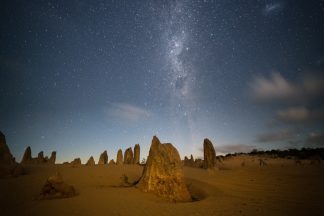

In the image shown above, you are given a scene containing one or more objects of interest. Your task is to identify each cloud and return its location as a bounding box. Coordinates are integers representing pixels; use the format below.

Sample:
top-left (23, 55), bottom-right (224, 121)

top-left (249, 73), bottom-right (300, 101)
top-left (218, 144), bottom-right (256, 154)
top-left (106, 103), bottom-right (151, 122)
top-left (306, 132), bottom-right (324, 146)
top-left (303, 75), bottom-right (324, 96)
top-left (249, 72), bottom-right (324, 102)
top-left (263, 2), bottom-right (284, 15)
top-left (277, 106), bottom-right (324, 123)
top-left (257, 129), bottom-right (296, 143)
top-left (277, 106), bottom-right (309, 122)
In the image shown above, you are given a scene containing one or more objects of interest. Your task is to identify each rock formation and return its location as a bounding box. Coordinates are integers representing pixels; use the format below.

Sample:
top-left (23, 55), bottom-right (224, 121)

top-left (0, 131), bottom-right (15, 165)
top-left (86, 156), bottom-right (95, 166)
top-left (108, 159), bottom-right (115, 165)
top-left (38, 172), bottom-right (76, 199)
top-left (203, 138), bottom-right (216, 169)
top-left (11, 164), bottom-right (25, 177)
top-left (137, 136), bottom-right (192, 202)
top-left (0, 131), bottom-right (25, 177)
top-left (133, 144), bottom-right (140, 164)
top-left (124, 147), bottom-right (133, 164)
top-left (116, 149), bottom-right (123, 165)
top-left (184, 154), bottom-right (195, 167)
top-left (37, 151), bottom-right (45, 163)
top-left (49, 151), bottom-right (56, 164)
top-left (21, 146), bottom-right (32, 164)
top-left (194, 158), bottom-right (203, 168)
top-left (70, 158), bottom-right (81, 165)
top-left (21, 146), bottom-right (56, 164)
top-left (98, 150), bottom-right (108, 165)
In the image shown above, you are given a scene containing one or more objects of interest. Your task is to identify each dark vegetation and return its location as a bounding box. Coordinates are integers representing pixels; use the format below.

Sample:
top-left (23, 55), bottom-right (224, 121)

top-left (223, 148), bottom-right (324, 160)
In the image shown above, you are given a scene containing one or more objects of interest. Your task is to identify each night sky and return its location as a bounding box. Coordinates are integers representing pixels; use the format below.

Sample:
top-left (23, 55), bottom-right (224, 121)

top-left (1, 0), bottom-right (324, 163)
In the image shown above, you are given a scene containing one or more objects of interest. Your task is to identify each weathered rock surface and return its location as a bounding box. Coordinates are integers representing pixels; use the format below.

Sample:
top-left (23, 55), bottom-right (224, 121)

top-left (98, 150), bottom-right (108, 165)
top-left (70, 158), bottom-right (81, 165)
top-left (203, 138), bottom-right (216, 169)
top-left (0, 131), bottom-right (25, 178)
top-left (137, 136), bottom-right (192, 202)
top-left (108, 159), bottom-right (115, 165)
top-left (133, 144), bottom-right (140, 164)
top-left (86, 156), bottom-right (95, 166)
top-left (194, 158), bottom-right (203, 168)
top-left (37, 151), bottom-right (45, 163)
top-left (38, 172), bottom-right (76, 199)
top-left (49, 151), bottom-right (56, 164)
top-left (0, 163), bottom-right (26, 178)
top-left (116, 149), bottom-right (123, 165)
top-left (184, 154), bottom-right (195, 167)
top-left (21, 146), bottom-right (56, 164)
top-left (11, 163), bottom-right (25, 177)
top-left (0, 131), bottom-right (15, 165)
top-left (124, 147), bottom-right (133, 164)
top-left (21, 146), bottom-right (32, 164)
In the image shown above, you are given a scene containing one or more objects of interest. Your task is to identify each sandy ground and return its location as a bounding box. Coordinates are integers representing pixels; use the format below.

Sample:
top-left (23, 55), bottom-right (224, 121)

top-left (1, 157), bottom-right (323, 216)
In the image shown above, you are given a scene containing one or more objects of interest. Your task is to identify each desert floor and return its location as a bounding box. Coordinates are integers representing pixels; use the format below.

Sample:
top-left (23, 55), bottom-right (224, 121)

top-left (1, 157), bottom-right (323, 216)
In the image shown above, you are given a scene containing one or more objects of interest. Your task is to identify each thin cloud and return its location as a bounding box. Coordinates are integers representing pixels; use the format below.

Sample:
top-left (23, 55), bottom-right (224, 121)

top-left (106, 103), bottom-right (151, 122)
top-left (249, 72), bottom-right (324, 103)
top-left (277, 106), bottom-right (324, 123)
top-left (306, 132), bottom-right (324, 146)
top-left (277, 106), bottom-right (310, 122)
top-left (263, 2), bottom-right (284, 15)
top-left (249, 73), bottom-right (300, 101)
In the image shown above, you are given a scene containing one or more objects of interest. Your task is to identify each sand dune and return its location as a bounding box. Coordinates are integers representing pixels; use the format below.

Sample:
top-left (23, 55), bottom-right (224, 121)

top-left (1, 157), bottom-right (323, 216)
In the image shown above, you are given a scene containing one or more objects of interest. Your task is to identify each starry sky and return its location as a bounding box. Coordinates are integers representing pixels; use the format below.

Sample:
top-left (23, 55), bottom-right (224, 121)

top-left (1, 0), bottom-right (324, 163)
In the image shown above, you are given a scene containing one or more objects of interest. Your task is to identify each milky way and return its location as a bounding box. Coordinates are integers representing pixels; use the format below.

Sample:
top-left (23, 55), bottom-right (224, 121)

top-left (162, 2), bottom-right (200, 149)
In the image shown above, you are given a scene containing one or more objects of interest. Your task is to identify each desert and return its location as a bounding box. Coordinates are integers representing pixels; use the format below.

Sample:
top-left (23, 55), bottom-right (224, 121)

top-left (1, 132), bottom-right (324, 216)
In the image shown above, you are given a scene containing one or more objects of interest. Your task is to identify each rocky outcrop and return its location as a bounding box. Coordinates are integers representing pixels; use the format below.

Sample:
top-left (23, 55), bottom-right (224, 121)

top-left (0, 131), bottom-right (15, 165)
top-left (21, 146), bottom-right (56, 164)
top-left (0, 163), bottom-right (25, 178)
top-left (0, 131), bottom-right (25, 178)
top-left (124, 148), bottom-right (133, 164)
top-left (86, 156), bottom-right (95, 166)
top-left (21, 146), bottom-right (32, 164)
top-left (203, 138), bottom-right (216, 169)
top-left (38, 172), bottom-right (76, 199)
top-left (11, 164), bottom-right (25, 177)
top-left (116, 149), bottom-right (123, 165)
top-left (108, 159), bottom-right (115, 165)
top-left (184, 155), bottom-right (195, 167)
top-left (70, 158), bottom-right (81, 165)
top-left (133, 144), bottom-right (140, 164)
top-left (37, 151), bottom-right (45, 163)
top-left (98, 150), bottom-right (108, 165)
top-left (137, 136), bottom-right (192, 202)
top-left (194, 158), bottom-right (203, 168)
top-left (49, 151), bottom-right (56, 164)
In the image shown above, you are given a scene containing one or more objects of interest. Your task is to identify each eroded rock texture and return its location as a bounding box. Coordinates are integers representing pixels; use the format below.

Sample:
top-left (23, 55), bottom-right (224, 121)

top-left (98, 150), bottom-right (108, 165)
top-left (137, 136), bottom-right (191, 202)
top-left (116, 149), bottom-right (123, 165)
top-left (124, 147), bottom-right (133, 164)
top-left (38, 172), bottom-right (76, 199)
top-left (133, 144), bottom-right (140, 164)
top-left (86, 156), bottom-right (95, 166)
top-left (203, 138), bottom-right (216, 169)
top-left (0, 131), bottom-right (25, 177)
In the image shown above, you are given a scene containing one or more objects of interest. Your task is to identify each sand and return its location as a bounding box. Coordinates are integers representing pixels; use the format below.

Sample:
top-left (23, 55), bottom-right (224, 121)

top-left (1, 157), bottom-right (323, 216)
